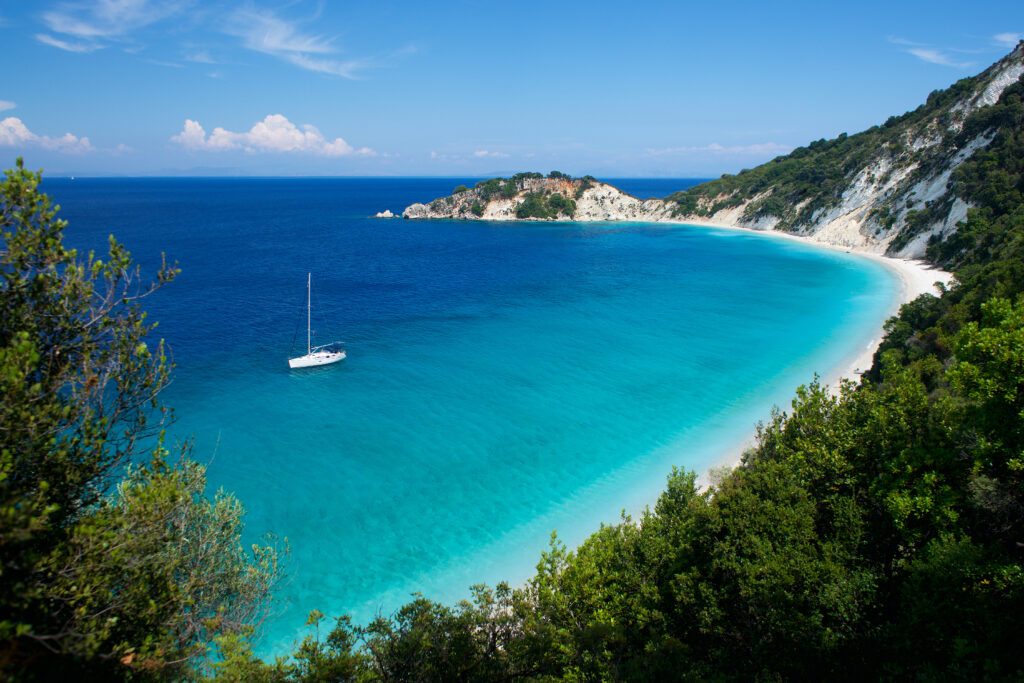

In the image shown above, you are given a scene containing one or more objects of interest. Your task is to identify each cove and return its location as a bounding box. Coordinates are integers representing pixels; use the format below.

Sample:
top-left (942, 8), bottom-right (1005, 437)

top-left (45, 178), bottom-right (897, 654)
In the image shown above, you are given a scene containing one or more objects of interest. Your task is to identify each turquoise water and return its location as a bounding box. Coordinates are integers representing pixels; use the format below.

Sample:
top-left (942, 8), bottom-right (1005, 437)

top-left (47, 178), bottom-right (896, 654)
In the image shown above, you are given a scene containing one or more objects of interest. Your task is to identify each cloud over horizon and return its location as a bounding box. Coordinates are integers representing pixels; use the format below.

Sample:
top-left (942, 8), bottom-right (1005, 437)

top-left (646, 142), bottom-right (791, 157)
top-left (0, 116), bottom-right (94, 153)
top-left (171, 115), bottom-right (375, 157)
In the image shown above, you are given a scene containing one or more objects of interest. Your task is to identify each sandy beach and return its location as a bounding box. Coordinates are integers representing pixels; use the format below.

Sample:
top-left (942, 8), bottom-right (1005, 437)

top-left (829, 252), bottom-right (954, 383)
top-left (681, 220), bottom-right (955, 485)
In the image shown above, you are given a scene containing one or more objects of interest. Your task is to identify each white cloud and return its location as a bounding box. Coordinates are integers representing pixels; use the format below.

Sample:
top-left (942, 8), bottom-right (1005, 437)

top-left (886, 35), bottom-right (925, 47)
top-left (171, 115), bottom-right (375, 157)
top-left (185, 49), bottom-right (216, 64)
top-left (35, 33), bottom-right (101, 52)
top-left (35, 1), bottom-right (190, 53)
top-left (145, 58), bottom-right (182, 68)
top-left (34, 3), bottom-right (409, 79)
top-left (994, 32), bottom-right (1021, 48)
top-left (41, 0), bottom-right (188, 42)
top-left (225, 8), bottom-right (365, 78)
top-left (172, 119), bottom-right (209, 148)
top-left (429, 149), bottom-right (514, 161)
top-left (646, 142), bottom-right (791, 157)
top-left (0, 100), bottom-right (14, 112)
top-left (430, 150), bottom-right (462, 161)
top-left (0, 116), bottom-right (94, 153)
top-left (888, 36), bottom-right (979, 68)
top-left (906, 47), bottom-right (974, 68)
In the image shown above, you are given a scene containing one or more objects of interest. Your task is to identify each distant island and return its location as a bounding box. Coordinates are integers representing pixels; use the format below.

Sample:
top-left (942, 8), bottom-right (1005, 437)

top-left (405, 41), bottom-right (1024, 262)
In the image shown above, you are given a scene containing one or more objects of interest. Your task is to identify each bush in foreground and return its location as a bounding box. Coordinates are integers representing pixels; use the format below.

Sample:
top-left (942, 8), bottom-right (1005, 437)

top-left (0, 159), bottom-right (281, 679)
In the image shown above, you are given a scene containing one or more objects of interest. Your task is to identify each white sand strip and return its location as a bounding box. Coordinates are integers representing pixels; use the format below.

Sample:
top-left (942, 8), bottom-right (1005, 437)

top-left (679, 222), bottom-right (955, 488)
top-left (830, 254), bottom-right (953, 384)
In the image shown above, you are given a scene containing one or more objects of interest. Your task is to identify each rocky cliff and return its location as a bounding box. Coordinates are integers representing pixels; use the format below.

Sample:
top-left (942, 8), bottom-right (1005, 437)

top-left (404, 42), bottom-right (1024, 260)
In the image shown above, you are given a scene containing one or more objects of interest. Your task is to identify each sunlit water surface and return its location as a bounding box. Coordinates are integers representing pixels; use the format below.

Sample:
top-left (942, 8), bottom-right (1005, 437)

top-left (48, 177), bottom-right (896, 653)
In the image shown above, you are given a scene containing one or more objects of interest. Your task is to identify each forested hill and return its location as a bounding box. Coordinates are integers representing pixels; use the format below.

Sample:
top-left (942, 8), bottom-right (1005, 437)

top-left (668, 41), bottom-right (1024, 259)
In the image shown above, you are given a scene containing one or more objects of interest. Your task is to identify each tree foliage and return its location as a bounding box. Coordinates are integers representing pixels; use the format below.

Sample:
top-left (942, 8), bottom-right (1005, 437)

top-left (515, 192), bottom-right (576, 219)
top-left (0, 159), bottom-right (281, 679)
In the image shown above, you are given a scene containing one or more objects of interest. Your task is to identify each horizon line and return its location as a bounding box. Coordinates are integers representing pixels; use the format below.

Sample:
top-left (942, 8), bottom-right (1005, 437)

top-left (40, 174), bottom-right (717, 180)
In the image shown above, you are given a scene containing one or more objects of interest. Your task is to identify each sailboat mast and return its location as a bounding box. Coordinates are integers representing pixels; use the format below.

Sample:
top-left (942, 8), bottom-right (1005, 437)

top-left (307, 272), bottom-right (311, 354)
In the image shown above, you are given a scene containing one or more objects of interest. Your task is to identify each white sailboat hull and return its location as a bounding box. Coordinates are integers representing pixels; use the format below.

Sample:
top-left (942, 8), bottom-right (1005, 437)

top-left (288, 273), bottom-right (345, 369)
top-left (288, 349), bottom-right (346, 369)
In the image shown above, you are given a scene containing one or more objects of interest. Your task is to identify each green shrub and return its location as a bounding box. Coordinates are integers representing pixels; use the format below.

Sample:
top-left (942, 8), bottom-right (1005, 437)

top-left (515, 192), bottom-right (576, 219)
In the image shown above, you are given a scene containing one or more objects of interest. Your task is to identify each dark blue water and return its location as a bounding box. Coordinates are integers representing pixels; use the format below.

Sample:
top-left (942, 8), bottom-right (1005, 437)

top-left (44, 177), bottom-right (895, 654)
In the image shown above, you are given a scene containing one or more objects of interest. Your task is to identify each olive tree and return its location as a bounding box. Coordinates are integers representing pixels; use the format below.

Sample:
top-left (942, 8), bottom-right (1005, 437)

top-left (0, 159), bottom-right (281, 678)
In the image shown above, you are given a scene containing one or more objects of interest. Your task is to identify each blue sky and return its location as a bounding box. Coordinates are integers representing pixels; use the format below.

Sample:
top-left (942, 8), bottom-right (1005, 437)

top-left (0, 0), bottom-right (1020, 176)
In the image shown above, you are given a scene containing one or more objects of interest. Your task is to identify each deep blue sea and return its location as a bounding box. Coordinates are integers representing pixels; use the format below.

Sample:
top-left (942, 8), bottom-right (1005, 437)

top-left (44, 177), bottom-right (896, 654)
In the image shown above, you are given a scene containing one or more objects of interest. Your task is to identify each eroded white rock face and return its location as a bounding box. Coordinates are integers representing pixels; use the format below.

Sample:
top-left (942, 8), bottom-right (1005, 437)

top-left (374, 209), bottom-right (396, 218)
top-left (977, 62), bottom-right (1024, 107)
top-left (574, 184), bottom-right (673, 221)
top-left (951, 54), bottom-right (1024, 122)
top-left (676, 127), bottom-right (996, 258)
top-left (895, 197), bottom-right (971, 258)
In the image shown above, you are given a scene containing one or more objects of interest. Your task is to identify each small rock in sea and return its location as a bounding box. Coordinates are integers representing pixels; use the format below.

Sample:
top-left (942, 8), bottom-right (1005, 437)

top-left (374, 209), bottom-right (396, 218)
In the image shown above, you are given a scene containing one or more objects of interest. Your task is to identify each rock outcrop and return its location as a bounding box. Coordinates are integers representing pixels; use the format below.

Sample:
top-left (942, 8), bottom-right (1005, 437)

top-left (403, 176), bottom-right (672, 222)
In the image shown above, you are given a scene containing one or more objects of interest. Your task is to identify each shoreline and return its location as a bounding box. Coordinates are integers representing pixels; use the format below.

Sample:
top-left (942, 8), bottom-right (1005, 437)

top-left (669, 219), bottom-right (954, 485)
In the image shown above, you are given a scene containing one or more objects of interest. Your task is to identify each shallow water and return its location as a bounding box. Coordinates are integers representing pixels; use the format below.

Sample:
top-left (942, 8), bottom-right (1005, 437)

top-left (47, 177), bottom-right (895, 653)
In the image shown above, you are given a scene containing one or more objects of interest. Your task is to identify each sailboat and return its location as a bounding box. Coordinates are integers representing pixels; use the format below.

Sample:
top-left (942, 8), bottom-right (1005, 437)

top-left (288, 273), bottom-right (346, 369)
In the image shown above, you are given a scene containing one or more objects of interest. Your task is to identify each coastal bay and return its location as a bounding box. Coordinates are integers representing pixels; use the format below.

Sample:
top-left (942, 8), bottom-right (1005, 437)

top-left (5, 9), bottom-right (1020, 675)
top-left (48, 177), bottom-right (908, 654)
